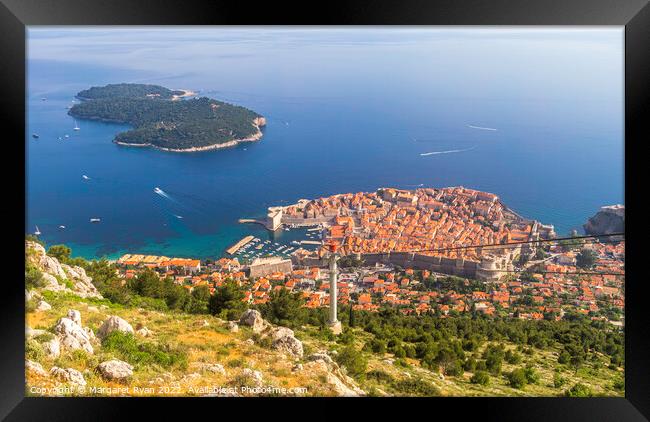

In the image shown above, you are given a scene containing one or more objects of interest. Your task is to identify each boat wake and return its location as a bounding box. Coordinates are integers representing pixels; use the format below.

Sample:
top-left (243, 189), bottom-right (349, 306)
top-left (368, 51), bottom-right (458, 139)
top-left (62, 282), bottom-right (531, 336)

top-left (467, 125), bottom-right (497, 131)
top-left (420, 146), bottom-right (476, 156)
top-left (153, 187), bottom-right (174, 201)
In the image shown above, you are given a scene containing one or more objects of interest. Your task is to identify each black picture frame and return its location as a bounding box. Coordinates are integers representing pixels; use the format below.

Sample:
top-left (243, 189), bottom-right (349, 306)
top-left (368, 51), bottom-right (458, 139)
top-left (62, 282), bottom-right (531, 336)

top-left (2, 0), bottom-right (648, 420)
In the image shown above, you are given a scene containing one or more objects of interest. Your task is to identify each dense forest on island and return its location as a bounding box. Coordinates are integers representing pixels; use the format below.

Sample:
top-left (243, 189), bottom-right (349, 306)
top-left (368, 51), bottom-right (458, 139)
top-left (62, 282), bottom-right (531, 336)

top-left (69, 83), bottom-right (263, 150)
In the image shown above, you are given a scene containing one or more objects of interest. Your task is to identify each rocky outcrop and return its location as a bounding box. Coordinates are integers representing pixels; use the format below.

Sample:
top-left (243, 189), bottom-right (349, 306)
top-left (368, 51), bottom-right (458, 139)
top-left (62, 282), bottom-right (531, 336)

top-left (136, 327), bottom-right (152, 337)
top-left (269, 327), bottom-right (303, 357)
top-left (97, 359), bottom-right (133, 382)
top-left (239, 309), bottom-right (268, 333)
top-left (50, 366), bottom-right (86, 387)
top-left (42, 337), bottom-right (61, 359)
top-left (241, 368), bottom-right (264, 387)
top-left (584, 205), bottom-right (624, 236)
top-left (25, 241), bottom-right (102, 299)
top-left (97, 315), bottom-right (134, 340)
top-left (195, 362), bottom-right (226, 375)
top-left (227, 321), bottom-right (239, 332)
top-left (53, 313), bottom-right (94, 354)
top-left (306, 352), bottom-right (365, 397)
top-left (26, 360), bottom-right (47, 377)
top-left (35, 300), bottom-right (52, 312)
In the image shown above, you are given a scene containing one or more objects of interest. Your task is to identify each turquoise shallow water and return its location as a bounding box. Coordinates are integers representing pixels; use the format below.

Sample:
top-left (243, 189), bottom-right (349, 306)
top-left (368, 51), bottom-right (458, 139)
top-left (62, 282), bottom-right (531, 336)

top-left (26, 28), bottom-right (624, 259)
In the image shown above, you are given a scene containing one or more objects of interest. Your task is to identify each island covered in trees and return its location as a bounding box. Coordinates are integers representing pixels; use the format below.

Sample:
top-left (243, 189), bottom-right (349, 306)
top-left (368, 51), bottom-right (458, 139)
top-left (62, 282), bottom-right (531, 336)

top-left (69, 83), bottom-right (266, 152)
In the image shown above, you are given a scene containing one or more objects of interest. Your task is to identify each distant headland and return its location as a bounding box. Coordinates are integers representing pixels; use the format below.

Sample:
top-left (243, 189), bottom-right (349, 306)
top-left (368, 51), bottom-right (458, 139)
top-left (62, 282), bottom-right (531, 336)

top-left (68, 83), bottom-right (266, 152)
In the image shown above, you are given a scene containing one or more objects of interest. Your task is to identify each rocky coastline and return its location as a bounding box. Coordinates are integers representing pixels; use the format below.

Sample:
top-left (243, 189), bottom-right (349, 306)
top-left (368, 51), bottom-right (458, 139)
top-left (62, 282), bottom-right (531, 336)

top-left (114, 116), bottom-right (266, 153)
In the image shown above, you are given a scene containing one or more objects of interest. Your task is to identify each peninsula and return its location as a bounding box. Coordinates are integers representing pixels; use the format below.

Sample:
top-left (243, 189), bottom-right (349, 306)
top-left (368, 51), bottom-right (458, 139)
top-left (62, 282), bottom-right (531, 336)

top-left (68, 83), bottom-right (266, 152)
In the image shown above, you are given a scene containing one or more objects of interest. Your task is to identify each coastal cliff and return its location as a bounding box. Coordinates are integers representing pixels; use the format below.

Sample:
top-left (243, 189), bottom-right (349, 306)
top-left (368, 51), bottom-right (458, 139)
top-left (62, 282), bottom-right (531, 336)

top-left (583, 205), bottom-right (624, 236)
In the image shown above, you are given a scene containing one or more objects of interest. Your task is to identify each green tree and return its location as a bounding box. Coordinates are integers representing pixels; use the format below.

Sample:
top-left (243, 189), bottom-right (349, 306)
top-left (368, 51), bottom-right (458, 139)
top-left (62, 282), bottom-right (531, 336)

top-left (189, 285), bottom-right (210, 314)
top-left (208, 281), bottom-right (246, 320)
top-left (576, 248), bottom-right (598, 269)
top-left (47, 244), bottom-right (72, 263)
top-left (335, 346), bottom-right (368, 380)
top-left (349, 306), bottom-right (356, 328)
top-left (259, 288), bottom-right (305, 327)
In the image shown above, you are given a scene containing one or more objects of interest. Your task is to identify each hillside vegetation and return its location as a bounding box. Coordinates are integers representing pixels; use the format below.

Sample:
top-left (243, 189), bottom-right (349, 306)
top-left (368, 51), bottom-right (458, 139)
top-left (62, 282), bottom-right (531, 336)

top-left (25, 240), bottom-right (624, 397)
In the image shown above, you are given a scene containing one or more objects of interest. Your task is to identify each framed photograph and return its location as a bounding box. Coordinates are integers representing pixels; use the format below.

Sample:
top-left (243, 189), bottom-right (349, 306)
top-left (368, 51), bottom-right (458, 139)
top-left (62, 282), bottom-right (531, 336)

top-left (2, 0), bottom-right (648, 419)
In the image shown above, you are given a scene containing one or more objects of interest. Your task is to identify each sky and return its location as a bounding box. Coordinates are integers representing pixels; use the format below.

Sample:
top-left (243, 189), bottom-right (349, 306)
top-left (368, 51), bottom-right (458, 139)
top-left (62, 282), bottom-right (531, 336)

top-left (28, 27), bottom-right (623, 105)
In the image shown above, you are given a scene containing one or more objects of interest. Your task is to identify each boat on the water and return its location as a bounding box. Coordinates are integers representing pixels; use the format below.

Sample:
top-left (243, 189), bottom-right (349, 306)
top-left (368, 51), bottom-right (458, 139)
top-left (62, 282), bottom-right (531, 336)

top-left (34, 225), bottom-right (41, 236)
top-left (154, 187), bottom-right (163, 194)
top-left (32, 133), bottom-right (39, 139)
top-left (90, 218), bottom-right (101, 223)
top-left (73, 121), bottom-right (80, 131)
top-left (58, 225), bottom-right (66, 229)
top-left (82, 175), bottom-right (90, 180)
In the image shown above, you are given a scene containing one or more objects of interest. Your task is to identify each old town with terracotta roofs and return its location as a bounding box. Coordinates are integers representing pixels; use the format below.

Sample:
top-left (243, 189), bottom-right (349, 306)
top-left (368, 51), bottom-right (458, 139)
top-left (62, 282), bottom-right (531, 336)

top-left (114, 187), bottom-right (624, 327)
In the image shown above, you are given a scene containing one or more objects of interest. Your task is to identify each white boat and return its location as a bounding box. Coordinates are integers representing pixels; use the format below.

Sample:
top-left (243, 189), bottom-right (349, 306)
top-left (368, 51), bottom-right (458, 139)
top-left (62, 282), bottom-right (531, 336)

top-left (291, 241), bottom-right (301, 246)
top-left (174, 214), bottom-right (183, 219)
top-left (73, 121), bottom-right (80, 131)
top-left (58, 225), bottom-right (66, 229)
top-left (82, 175), bottom-right (90, 180)
top-left (154, 187), bottom-right (163, 194)
top-left (64, 134), bottom-right (69, 138)
top-left (90, 218), bottom-right (101, 223)
top-left (34, 225), bottom-right (41, 236)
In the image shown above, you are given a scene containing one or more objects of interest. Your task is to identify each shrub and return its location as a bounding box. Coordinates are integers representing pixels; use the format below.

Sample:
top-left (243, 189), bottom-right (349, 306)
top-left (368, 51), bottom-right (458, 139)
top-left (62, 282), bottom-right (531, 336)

top-left (523, 365), bottom-right (539, 384)
top-left (508, 368), bottom-right (528, 389)
top-left (565, 383), bottom-right (593, 397)
top-left (26, 339), bottom-right (44, 361)
top-left (558, 351), bottom-right (570, 364)
top-left (101, 331), bottom-right (187, 369)
top-left (227, 357), bottom-right (246, 368)
top-left (25, 263), bottom-right (45, 290)
top-left (553, 373), bottom-right (567, 388)
top-left (505, 349), bottom-right (522, 364)
top-left (335, 346), bottom-right (367, 380)
top-left (471, 370), bottom-right (490, 386)
top-left (392, 378), bottom-right (440, 396)
top-left (366, 369), bottom-right (395, 384)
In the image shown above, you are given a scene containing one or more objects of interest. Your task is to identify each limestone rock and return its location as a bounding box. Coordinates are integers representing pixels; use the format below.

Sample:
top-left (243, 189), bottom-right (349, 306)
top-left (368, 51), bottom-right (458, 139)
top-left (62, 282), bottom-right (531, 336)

top-left (181, 373), bottom-right (201, 382)
top-left (43, 337), bottom-right (61, 359)
top-left (53, 317), bottom-right (93, 354)
top-left (67, 309), bottom-right (82, 325)
top-left (25, 325), bottom-right (46, 339)
top-left (50, 366), bottom-right (86, 387)
top-left (97, 359), bottom-right (133, 382)
top-left (241, 368), bottom-right (264, 387)
top-left (239, 309), bottom-right (268, 333)
top-left (269, 327), bottom-right (303, 357)
top-left (227, 321), bottom-right (239, 332)
top-left (97, 315), bottom-right (134, 340)
top-left (35, 300), bottom-right (52, 312)
top-left (26, 360), bottom-right (47, 377)
top-left (136, 327), bottom-right (152, 337)
top-left (196, 363), bottom-right (226, 375)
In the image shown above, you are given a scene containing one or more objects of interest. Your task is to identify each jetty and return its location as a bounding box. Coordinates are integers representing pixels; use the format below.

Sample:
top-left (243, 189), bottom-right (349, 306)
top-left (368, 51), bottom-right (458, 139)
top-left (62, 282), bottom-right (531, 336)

top-left (226, 235), bottom-right (255, 255)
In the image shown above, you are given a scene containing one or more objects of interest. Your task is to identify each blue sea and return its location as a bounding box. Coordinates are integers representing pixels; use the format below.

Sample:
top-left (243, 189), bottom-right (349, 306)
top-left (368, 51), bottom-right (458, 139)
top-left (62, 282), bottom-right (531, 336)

top-left (26, 28), bottom-right (624, 259)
